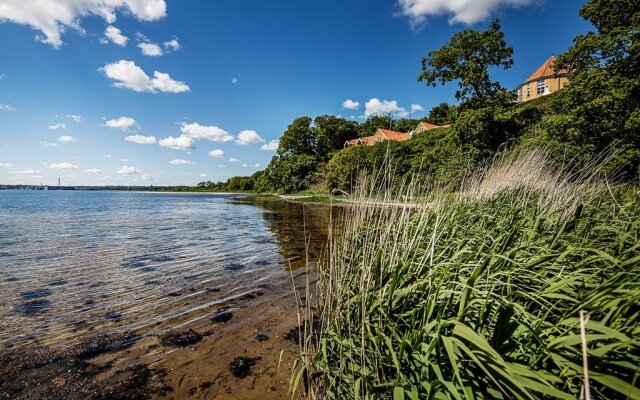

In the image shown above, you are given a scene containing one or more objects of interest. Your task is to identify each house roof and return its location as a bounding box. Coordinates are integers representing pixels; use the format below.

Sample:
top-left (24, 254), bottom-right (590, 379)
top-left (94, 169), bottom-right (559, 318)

top-left (418, 121), bottom-right (442, 131)
top-left (360, 135), bottom-right (376, 144)
top-left (378, 129), bottom-right (410, 141)
top-left (525, 56), bottom-right (572, 83)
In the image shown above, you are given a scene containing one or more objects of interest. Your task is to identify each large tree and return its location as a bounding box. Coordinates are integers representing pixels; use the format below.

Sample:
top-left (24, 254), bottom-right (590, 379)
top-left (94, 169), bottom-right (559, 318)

top-left (556, 0), bottom-right (639, 76)
top-left (277, 116), bottom-right (318, 157)
top-left (418, 20), bottom-right (513, 104)
top-left (314, 115), bottom-right (360, 158)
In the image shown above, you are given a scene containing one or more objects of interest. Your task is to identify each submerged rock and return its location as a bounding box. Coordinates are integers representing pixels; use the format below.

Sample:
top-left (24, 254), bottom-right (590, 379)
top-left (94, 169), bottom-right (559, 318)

top-left (229, 356), bottom-right (261, 379)
top-left (161, 329), bottom-right (202, 348)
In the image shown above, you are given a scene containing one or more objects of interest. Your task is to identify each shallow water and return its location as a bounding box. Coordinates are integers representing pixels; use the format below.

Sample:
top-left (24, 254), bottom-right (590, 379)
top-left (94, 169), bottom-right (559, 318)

top-left (0, 191), bottom-right (328, 351)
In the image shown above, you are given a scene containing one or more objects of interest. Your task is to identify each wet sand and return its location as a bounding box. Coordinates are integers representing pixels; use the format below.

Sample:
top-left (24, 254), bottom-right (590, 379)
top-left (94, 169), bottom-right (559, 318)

top-left (0, 193), bottom-right (332, 399)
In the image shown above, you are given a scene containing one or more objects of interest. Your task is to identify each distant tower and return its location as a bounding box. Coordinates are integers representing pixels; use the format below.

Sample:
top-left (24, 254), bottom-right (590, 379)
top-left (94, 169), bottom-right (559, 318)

top-left (58, 178), bottom-right (60, 187)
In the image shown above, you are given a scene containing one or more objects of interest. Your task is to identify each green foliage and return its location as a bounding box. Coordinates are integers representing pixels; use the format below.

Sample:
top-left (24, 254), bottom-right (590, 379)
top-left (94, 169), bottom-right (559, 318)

top-left (308, 185), bottom-right (640, 399)
top-left (278, 116), bottom-right (318, 157)
top-left (557, 0), bottom-right (639, 76)
top-left (261, 154), bottom-right (319, 193)
top-left (418, 20), bottom-right (514, 103)
top-left (315, 115), bottom-right (360, 159)
top-left (428, 102), bottom-right (458, 125)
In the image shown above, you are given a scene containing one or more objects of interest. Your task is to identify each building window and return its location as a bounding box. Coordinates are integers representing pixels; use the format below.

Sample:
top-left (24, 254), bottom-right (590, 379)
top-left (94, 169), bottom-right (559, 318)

top-left (537, 80), bottom-right (546, 95)
top-left (526, 85), bottom-right (531, 98)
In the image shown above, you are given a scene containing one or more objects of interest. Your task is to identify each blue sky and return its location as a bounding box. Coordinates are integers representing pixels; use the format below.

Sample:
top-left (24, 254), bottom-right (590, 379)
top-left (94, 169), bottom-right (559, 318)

top-left (0, 0), bottom-right (590, 186)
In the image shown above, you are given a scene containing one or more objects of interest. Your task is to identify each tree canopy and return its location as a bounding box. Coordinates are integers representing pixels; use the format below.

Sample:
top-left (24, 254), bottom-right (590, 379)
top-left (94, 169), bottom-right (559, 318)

top-left (418, 20), bottom-right (513, 104)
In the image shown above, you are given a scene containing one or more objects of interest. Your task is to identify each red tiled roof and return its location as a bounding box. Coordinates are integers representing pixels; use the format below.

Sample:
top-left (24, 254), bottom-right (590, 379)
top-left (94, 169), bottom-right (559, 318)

top-left (525, 56), bottom-right (572, 83)
top-left (418, 121), bottom-right (441, 131)
top-left (360, 135), bottom-right (376, 144)
top-left (378, 129), bottom-right (410, 142)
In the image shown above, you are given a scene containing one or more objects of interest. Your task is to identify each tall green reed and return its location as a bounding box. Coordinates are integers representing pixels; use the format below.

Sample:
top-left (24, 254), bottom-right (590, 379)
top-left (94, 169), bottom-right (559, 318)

top-left (293, 148), bottom-right (640, 399)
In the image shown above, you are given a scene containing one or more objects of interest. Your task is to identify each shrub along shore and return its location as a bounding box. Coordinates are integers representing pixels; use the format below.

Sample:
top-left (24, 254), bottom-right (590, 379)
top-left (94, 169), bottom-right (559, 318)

top-left (292, 149), bottom-right (639, 399)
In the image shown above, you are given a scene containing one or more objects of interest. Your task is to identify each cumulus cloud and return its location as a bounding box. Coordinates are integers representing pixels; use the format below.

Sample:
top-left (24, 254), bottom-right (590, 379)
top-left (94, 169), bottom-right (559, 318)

top-left (103, 25), bottom-right (128, 46)
top-left (40, 141), bottom-right (58, 148)
top-left (84, 168), bottom-right (101, 174)
top-left (66, 114), bottom-right (82, 123)
top-left (411, 103), bottom-right (425, 112)
top-left (0, 0), bottom-right (167, 48)
top-left (48, 123), bottom-right (67, 130)
top-left (0, 104), bottom-right (16, 111)
top-left (138, 41), bottom-right (163, 56)
top-left (163, 38), bottom-right (180, 51)
top-left (208, 149), bottom-right (224, 158)
top-left (235, 130), bottom-right (265, 145)
top-left (125, 134), bottom-right (156, 144)
top-left (117, 165), bottom-right (139, 175)
top-left (142, 174), bottom-right (153, 181)
top-left (169, 159), bottom-right (196, 165)
top-left (342, 99), bottom-right (360, 110)
top-left (260, 140), bottom-right (279, 151)
top-left (0, 162), bottom-right (11, 168)
top-left (104, 116), bottom-right (136, 131)
top-left (364, 98), bottom-right (409, 118)
top-left (48, 162), bottom-right (78, 170)
top-left (100, 60), bottom-right (189, 93)
top-left (160, 123), bottom-right (232, 150)
top-left (397, 0), bottom-right (539, 26)
top-left (158, 135), bottom-right (195, 150)
top-left (199, 173), bottom-right (207, 177)
top-left (228, 157), bottom-right (239, 163)
top-left (57, 135), bottom-right (76, 143)
top-left (231, 77), bottom-right (238, 84)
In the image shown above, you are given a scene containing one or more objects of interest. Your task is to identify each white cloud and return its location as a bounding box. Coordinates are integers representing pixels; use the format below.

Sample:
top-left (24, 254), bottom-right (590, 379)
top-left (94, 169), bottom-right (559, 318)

top-left (125, 134), bottom-right (156, 144)
top-left (159, 123), bottom-right (232, 150)
top-left (163, 38), bottom-right (180, 51)
top-left (18, 168), bottom-right (42, 175)
top-left (208, 149), bottom-right (224, 158)
top-left (57, 135), bottom-right (76, 143)
top-left (138, 41), bottom-right (163, 56)
top-left (48, 123), bottom-right (67, 130)
top-left (342, 99), bottom-right (360, 110)
top-left (40, 141), bottom-right (58, 148)
top-left (254, 163), bottom-right (260, 167)
top-left (169, 158), bottom-right (196, 165)
top-left (100, 60), bottom-right (189, 93)
top-left (119, 158), bottom-right (129, 162)
top-left (66, 114), bottom-right (82, 123)
top-left (411, 103), bottom-right (425, 112)
top-left (117, 165), bottom-right (139, 175)
top-left (242, 163), bottom-right (248, 167)
top-left (228, 157), bottom-right (239, 163)
top-left (103, 25), bottom-right (128, 46)
top-left (364, 98), bottom-right (409, 118)
top-left (218, 164), bottom-right (226, 169)
top-left (104, 116), bottom-right (136, 131)
top-left (199, 173), bottom-right (207, 177)
top-left (0, 0), bottom-right (166, 48)
top-left (231, 77), bottom-right (238, 84)
top-left (0, 162), bottom-right (11, 168)
top-left (397, 0), bottom-right (538, 26)
top-left (260, 140), bottom-right (279, 151)
top-left (181, 123), bottom-right (233, 142)
top-left (158, 135), bottom-right (195, 150)
top-left (235, 130), bottom-right (264, 145)
top-left (142, 174), bottom-right (153, 181)
top-left (0, 104), bottom-right (16, 111)
top-left (84, 168), bottom-right (101, 174)
top-left (48, 162), bottom-right (78, 170)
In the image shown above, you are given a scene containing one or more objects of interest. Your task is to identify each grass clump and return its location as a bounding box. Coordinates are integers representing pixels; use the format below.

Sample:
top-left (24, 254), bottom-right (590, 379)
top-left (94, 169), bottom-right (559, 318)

top-left (293, 149), bottom-right (640, 399)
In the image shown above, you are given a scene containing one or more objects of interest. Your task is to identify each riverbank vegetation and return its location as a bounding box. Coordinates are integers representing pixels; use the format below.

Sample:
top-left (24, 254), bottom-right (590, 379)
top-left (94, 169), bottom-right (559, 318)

top-left (202, 0), bottom-right (638, 195)
top-left (292, 148), bottom-right (639, 399)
